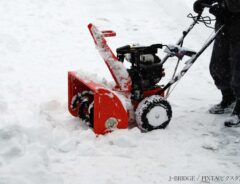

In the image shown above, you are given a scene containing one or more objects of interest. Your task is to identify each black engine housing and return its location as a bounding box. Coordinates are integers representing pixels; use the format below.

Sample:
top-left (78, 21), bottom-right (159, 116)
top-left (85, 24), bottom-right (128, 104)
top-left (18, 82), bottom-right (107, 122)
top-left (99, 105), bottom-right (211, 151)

top-left (116, 44), bottom-right (164, 99)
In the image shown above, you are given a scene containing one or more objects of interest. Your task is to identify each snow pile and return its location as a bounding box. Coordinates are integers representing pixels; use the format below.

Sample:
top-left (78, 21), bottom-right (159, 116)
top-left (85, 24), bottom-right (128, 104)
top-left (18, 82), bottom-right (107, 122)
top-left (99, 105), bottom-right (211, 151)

top-left (75, 69), bottom-right (115, 89)
top-left (0, 124), bottom-right (62, 184)
top-left (0, 0), bottom-right (240, 184)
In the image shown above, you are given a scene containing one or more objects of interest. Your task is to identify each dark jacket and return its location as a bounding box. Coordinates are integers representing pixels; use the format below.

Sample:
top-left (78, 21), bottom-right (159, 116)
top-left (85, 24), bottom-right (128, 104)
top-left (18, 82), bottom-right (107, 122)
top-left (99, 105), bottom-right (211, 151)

top-left (225, 0), bottom-right (240, 12)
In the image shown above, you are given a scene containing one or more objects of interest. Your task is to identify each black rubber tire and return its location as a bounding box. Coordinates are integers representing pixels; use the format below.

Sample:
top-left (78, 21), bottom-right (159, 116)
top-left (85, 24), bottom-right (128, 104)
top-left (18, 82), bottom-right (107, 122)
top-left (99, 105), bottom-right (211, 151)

top-left (135, 95), bottom-right (172, 132)
top-left (78, 91), bottom-right (94, 127)
top-left (88, 102), bottom-right (94, 128)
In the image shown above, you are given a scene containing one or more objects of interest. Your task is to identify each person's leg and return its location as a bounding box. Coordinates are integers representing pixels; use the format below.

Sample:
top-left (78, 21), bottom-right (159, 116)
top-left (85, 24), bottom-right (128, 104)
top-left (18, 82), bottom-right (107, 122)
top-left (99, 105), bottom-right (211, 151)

top-left (209, 23), bottom-right (235, 114)
top-left (210, 24), bottom-right (232, 90)
top-left (230, 42), bottom-right (240, 100)
top-left (224, 17), bottom-right (240, 127)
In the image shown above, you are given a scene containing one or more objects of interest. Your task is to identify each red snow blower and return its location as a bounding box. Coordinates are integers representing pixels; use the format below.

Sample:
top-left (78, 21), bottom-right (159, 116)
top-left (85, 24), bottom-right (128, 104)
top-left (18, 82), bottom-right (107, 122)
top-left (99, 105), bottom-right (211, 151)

top-left (68, 12), bottom-right (224, 134)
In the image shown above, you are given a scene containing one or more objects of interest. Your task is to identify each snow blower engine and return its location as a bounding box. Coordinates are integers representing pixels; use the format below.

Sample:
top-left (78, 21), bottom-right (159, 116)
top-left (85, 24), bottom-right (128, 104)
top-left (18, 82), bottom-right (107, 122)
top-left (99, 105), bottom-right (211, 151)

top-left (68, 12), bottom-right (224, 135)
top-left (116, 44), bottom-right (165, 100)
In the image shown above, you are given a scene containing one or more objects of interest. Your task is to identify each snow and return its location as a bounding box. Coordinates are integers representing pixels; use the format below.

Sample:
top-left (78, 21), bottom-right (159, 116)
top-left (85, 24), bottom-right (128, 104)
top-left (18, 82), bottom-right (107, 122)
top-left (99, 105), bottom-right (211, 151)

top-left (135, 95), bottom-right (171, 130)
top-left (0, 0), bottom-right (240, 184)
top-left (75, 70), bottom-right (115, 89)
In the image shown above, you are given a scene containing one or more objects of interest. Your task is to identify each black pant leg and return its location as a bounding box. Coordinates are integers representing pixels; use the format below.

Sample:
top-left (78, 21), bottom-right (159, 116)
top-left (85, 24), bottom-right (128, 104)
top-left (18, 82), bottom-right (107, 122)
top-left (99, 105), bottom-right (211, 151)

top-left (209, 23), bottom-right (232, 90)
top-left (229, 17), bottom-right (240, 98)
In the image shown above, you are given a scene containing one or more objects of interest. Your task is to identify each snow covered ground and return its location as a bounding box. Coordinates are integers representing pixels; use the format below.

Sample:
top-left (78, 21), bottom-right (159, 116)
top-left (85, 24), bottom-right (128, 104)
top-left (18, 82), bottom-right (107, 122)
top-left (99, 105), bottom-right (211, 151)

top-left (0, 0), bottom-right (240, 183)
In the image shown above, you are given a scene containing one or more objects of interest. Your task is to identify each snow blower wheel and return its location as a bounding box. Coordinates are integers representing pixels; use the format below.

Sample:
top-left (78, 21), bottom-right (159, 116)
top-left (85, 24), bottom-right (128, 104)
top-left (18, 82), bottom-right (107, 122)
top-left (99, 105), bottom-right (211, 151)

top-left (88, 102), bottom-right (94, 128)
top-left (78, 91), bottom-right (94, 127)
top-left (136, 95), bottom-right (172, 132)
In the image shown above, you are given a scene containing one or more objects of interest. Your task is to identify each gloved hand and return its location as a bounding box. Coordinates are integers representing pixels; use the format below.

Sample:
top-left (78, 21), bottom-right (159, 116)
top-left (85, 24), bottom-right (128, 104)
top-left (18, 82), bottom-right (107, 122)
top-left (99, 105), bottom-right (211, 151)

top-left (193, 0), bottom-right (214, 14)
top-left (194, 0), bottom-right (205, 13)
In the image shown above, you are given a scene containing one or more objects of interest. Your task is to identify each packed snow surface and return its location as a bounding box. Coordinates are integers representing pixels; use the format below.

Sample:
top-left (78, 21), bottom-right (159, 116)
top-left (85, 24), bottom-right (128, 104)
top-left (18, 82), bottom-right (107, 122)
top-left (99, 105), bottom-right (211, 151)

top-left (0, 0), bottom-right (240, 184)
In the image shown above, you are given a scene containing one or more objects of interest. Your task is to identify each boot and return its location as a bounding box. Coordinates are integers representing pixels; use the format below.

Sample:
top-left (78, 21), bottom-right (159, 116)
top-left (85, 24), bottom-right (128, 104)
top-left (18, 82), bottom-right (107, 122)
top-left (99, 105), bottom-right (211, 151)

top-left (209, 89), bottom-right (236, 114)
top-left (224, 99), bottom-right (240, 127)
